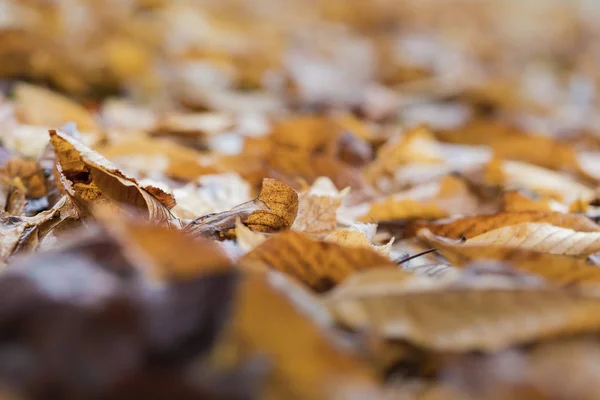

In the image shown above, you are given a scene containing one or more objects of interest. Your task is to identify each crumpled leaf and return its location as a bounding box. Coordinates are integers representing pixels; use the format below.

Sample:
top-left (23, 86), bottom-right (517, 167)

top-left (327, 285), bottom-right (600, 352)
top-left (0, 196), bottom-right (78, 261)
top-left (419, 229), bottom-right (600, 287)
top-left (183, 178), bottom-right (298, 239)
top-left (411, 211), bottom-right (600, 239)
top-left (209, 272), bottom-right (381, 400)
top-left (292, 177), bottom-right (348, 236)
top-left (241, 230), bottom-right (395, 292)
top-left (465, 223), bottom-right (600, 257)
top-left (49, 130), bottom-right (179, 226)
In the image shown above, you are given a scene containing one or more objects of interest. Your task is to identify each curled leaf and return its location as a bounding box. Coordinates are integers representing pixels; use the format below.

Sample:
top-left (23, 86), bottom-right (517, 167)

top-left (49, 130), bottom-right (179, 226)
top-left (183, 178), bottom-right (298, 239)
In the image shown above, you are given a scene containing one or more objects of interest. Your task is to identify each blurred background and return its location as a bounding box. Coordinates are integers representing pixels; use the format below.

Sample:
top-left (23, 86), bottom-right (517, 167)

top-left (1, 0), bottom-right (600, 138)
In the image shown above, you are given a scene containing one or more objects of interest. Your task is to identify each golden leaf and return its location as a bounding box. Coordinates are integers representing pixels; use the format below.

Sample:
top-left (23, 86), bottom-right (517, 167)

top-left (413, 211), bottom-right (600, 239)
top-left (14, 83), bottom-right (101, 133)
top-left (465, 223), bottom-right (600, 257)
top-left (183, 178), bottom-right (298, 239)
top-left (4, 158), bottom-right (47, 199)
top-left (49, 130), bottom-right (179, 226)
top-left (210, 272), bottom-right (380, 399)
top-left (241, 230), bottom-right (396, 292)
top-left (0, 173), bottom-right (26, 215)
top-left (327, 286), bottom-right (600, 352)
top-left (500, 190), bottom-right (566, 213)
top-left (419, 229), bottom-right (600, 287)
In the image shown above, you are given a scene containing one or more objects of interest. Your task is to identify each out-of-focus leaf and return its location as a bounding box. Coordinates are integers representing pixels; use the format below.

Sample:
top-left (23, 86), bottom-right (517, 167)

top-left (0, 196), bottom-right (78, 261)
top-left (292, 177), bottom-right (347, 237)
top-left (49, 130), bottom-right (179, 226)
top-left (4, 157), bottom-right (46, 199)
top-left (209, 272), bottom-right (380, 400)
top-left (14, 83), bottom-right (101, 133)
top-left (327, 285), bottom-right (600, 352)
top-left (241, 230), bottom-right (395, 292)
top-left (183, 178), bottom-right (298, 239)
top-left (325, 229), bottom-right (393, 257)
top-left (411, 211), bottom-right (600, 239)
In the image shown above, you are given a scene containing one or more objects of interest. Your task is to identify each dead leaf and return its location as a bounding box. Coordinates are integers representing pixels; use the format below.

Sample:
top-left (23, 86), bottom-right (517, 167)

top-left (183, 178), bottom-right (298, 239)
top-left (419, 229), bottom-right (600, 287)
top-left (4, 157), bottom-right (46, 198)
top-left (465, 223), bottom-right (600, 257)
top-left (241, 230), bottom-right (395, 292)
top-left (49, 130), bottom-right (179, 226)
top-left (412, 211), bottom-right (600, 239)
top-left (325, 229), bottom-right (394, 257)
top-left (209, 272), bottom-right (381, 399)
top-left (14, 83), bottom-right (101, 133)
top-left (292, 177), bottom-right (347, 236)
top-left (235, 218), bottom-right (267, 252)
top-left (327, 286), bottom-right (600, 352)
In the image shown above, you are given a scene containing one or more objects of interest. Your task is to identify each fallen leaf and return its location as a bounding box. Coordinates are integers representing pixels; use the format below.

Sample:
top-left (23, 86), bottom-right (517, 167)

top-left (465, 223), bottom-right (600, 257)
top-left (235, 218), bottom-right (267, 252)
top-left (14, 83), bottom-right (101, 133)
top-left (412, 211), bottom-right (600, 239)
top-left (241, 230), bottom-right (395, 292)
top-left (292, 177), bottom-right (347, 236)
top-left (419, 229), bottom-right (600, 287)
top-left (209, 272), bottom-right (380, 399)
top-left (500, 190), bottom-right (567, 213)
top-left (327, 286), bottom-right (600, 352)
top-left (49, 130), bottom-right (179, 226)
top-left (183, 178), bottom-right (298, 239)
top-left (325, 229), bottom-right (394, 257)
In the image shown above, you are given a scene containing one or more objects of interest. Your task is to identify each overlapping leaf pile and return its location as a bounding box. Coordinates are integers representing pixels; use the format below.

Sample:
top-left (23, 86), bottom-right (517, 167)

top-left (2, 0), bottom-right (600, 399)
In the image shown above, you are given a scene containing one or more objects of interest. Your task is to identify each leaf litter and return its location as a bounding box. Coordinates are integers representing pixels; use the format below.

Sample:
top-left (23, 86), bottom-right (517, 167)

top-left (2, 1), bottom-right (600, 399)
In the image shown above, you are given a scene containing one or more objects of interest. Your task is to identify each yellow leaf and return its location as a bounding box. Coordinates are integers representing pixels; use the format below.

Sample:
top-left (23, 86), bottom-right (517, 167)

top-left (325, 229), bottom-right (394, 257)
top-left (292, 177), bottom-right (347, 236)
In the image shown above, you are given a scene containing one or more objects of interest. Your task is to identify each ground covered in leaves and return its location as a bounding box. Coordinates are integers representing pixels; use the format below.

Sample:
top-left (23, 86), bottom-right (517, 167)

top-left (3, 1), bottom-right (600, 399)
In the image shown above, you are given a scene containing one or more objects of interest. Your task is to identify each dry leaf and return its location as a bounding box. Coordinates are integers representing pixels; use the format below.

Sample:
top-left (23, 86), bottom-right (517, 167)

top-left (325, 229), bottom-right (394, 257)
top-left (327, 286), bottom-right (600, 352)
top-left (14, 83), bottom-right (101, 133)
top-left (292, 177), bottom-right (347, 236)
top-left (412, 211), bottom-right (600, 239)
top-left (500, 190), bottom-right (567, 213)
top-left (241, 230), bottom-right (395, 292)
top-left (420, 229), bottom-right (600, 287)
top-left (49, 130), bottom-right (179, 226)
top-left (210, 272), bottom-right (380, 399)
top-left (96, 209), bottom-right (232, 281)
top-left (183, 178), bottom-right (298, 239)
top-left (235, 218), bottom-right (267, 252)
top-left (465, 223), bottom-right (600, 257)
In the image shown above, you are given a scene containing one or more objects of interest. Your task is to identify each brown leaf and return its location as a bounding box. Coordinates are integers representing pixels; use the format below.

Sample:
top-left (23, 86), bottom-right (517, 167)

top-left (327, 285), bottom-right (600, 352)
top-left (241, 230), bottom-right (395, 292)
top-left (210, 272), bottom-right (380, 399)
top-left (419, 229), bottom-right (600, 287)
top-left (325, 229), bottom-right (394, 257)
top-left (0, 196), bottom-right (78, 261)
top-left (183, 178), bottom-right (298, 239)
top-left (4, 157), bottom-right (47, 198)
top-left (49, 130), bottom-right (179, 226)
top-left (412, 211), bottom-right (600, 240)
top-left (0, 173), bottom-right (26, 215)
top-left (96, 209), bottom-right (232, 281)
